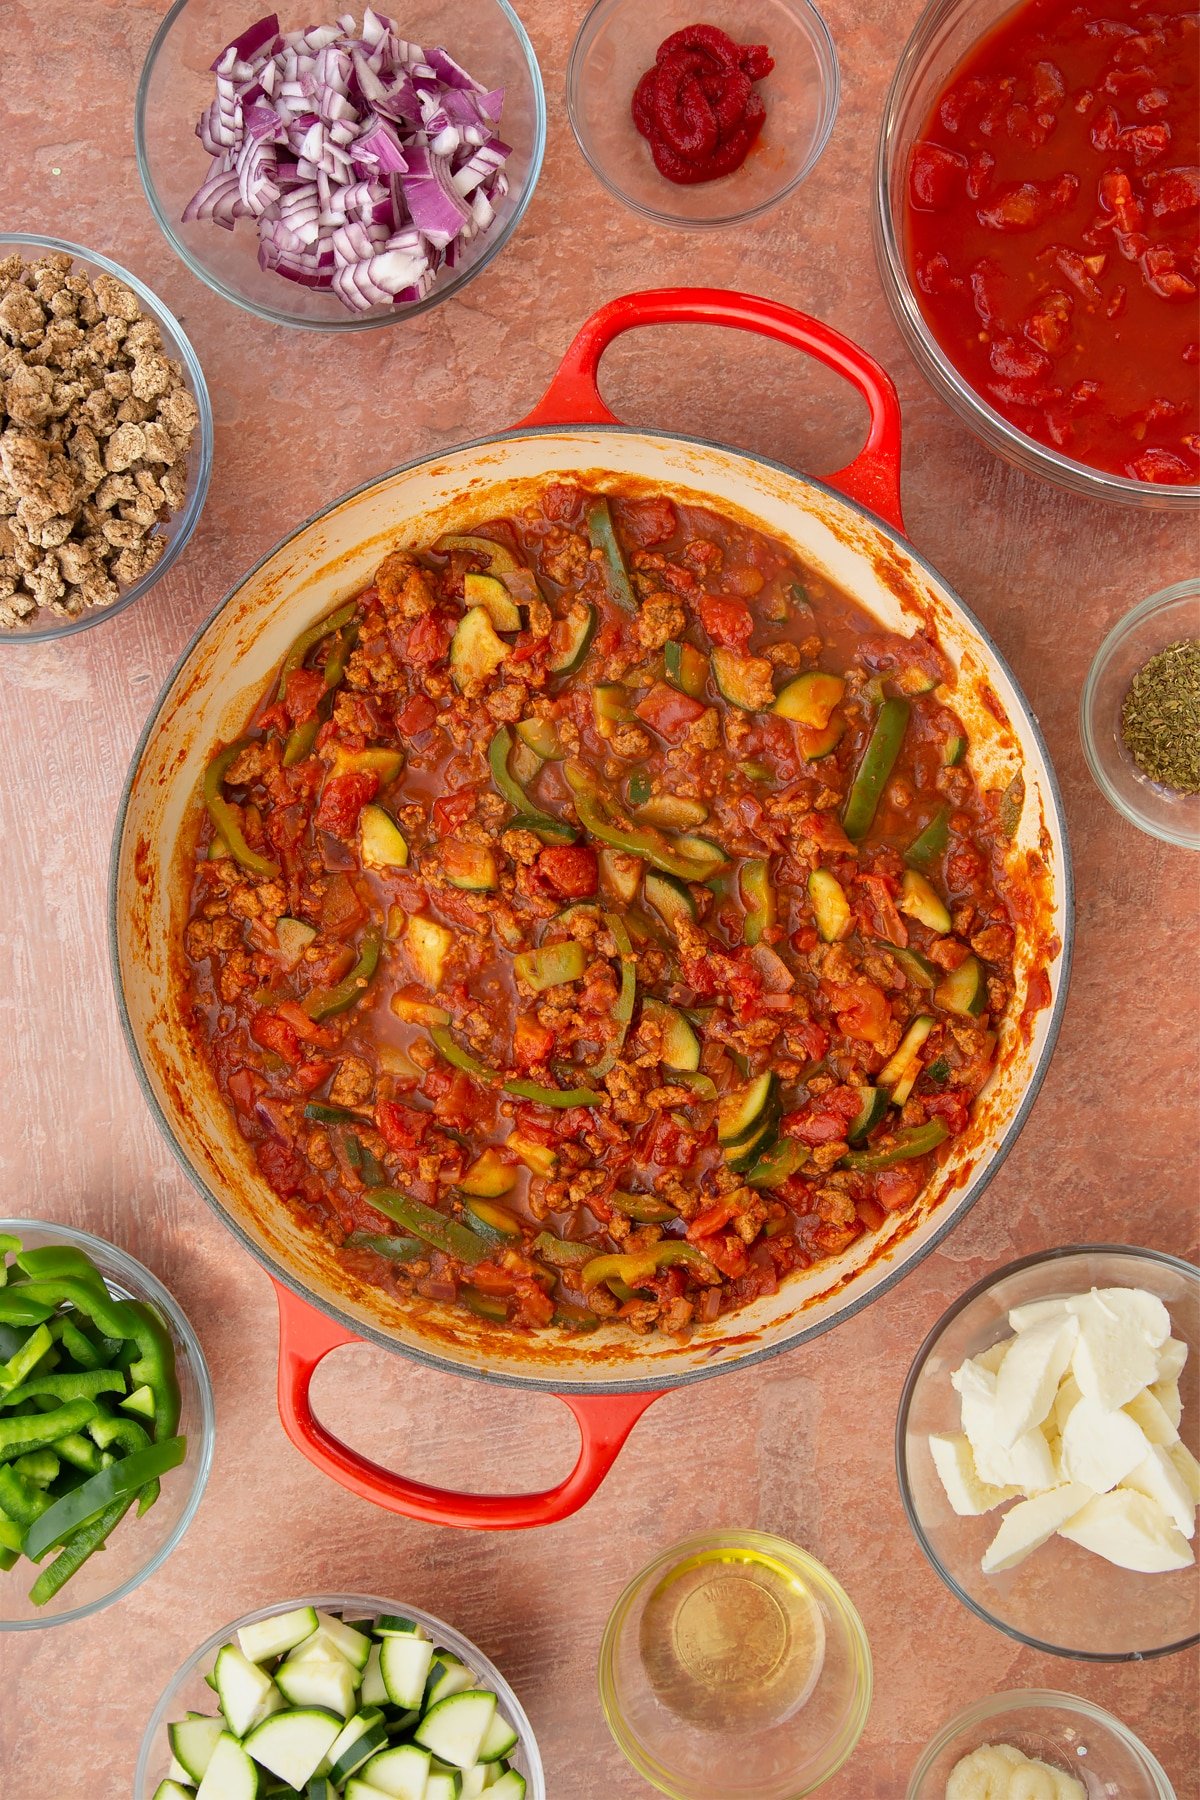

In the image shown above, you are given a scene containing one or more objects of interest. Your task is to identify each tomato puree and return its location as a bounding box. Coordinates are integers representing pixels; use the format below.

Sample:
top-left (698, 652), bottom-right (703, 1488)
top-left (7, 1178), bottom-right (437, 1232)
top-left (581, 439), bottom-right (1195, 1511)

top-left (905, 0), bottom-right (1199, 484)
top-left (632, 24), bottom-right (774, 184)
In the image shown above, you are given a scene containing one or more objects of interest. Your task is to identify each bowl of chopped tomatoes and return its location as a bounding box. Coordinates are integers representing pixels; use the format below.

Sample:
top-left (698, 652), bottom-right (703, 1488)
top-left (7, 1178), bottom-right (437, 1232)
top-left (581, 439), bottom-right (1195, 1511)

top-left (110, 287), bottom-right (1070, 1530)
top-left (874, 0), bottom-right (1199, 507)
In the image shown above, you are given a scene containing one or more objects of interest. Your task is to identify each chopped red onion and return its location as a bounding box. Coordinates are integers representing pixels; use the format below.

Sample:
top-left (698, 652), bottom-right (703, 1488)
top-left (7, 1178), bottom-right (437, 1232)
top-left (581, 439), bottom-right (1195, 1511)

top-left (184, 10), bottom-right (511, 313)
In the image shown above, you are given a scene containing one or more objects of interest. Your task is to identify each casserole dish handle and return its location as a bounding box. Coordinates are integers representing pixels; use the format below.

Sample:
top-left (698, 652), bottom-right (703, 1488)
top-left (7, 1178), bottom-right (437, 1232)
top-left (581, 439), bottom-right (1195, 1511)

top-left (519, 287), bottom-right (905, 530)
top-left (274, 1280), bottom-right (663, 1528)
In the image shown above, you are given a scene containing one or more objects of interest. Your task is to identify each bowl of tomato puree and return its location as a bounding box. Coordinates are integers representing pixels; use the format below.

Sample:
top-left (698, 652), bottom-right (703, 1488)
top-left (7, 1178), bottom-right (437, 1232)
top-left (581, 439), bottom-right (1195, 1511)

top-left (568, 0), bottom-right (839, 229)
top-left (874, 0), bottom-right (1199, 507)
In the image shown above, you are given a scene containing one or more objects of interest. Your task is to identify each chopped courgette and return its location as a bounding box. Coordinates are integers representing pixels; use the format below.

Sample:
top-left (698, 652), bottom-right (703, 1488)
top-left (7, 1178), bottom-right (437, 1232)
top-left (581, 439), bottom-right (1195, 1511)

top-left (405, 915), bottom-right (453, 988)
top-left (717, 1072), bottom-right (776, 1147)
top-left (546, 602), bottom-right (597, 675)
top-left (450, 607), bottom-right (510, 692)
top-left (772, 670), bottom-right (845, 727)
top-left (877, 1015), bottom-right (935, 1105)
top-left (847, 1086), bottom-right (889, 1143)
top-left (711, 647), bottom-right (771, 711)
top-left (899, 870), bottom-right (951, 934)
top-left (935, 955), bottom-right (986, 1017)
top-left (463, 571), bottom-right (521, 632)
top-left (360, 804), bottom-right (409, 871)
top-left (641, 998), bottom-right (701, 1073)
top-left (664, 640), bottom-right (709, 698)
top-left (441, 840), bottom-right (499, 891)
top-left (808, 868), bottom-right (852, 942)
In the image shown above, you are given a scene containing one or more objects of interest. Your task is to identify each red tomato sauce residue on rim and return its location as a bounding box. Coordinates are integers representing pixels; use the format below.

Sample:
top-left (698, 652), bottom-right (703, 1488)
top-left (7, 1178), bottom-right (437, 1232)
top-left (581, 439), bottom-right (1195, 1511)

top-left (904, 0), bottom-right (1199, 485)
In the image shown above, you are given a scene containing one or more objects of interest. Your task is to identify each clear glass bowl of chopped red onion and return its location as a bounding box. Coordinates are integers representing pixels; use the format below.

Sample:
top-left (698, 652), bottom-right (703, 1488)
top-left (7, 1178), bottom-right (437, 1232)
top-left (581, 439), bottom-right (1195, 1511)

top-left (135, 3), bottom-right (545, 329)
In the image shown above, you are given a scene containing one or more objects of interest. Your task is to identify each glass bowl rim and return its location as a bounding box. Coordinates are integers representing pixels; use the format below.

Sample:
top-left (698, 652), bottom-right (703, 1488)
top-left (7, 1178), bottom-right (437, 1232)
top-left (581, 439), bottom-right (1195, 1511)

top-left (895, 1242), bottom-right (1200, 1663)
top-left (134, 0), bottom-right (548, 332)
top-left (871, 0), bottom-right (1200, 511)
top-left (905, 1685), bottom-right (1178, 1798)
top-left (597, 1527), bottom-right (873, 1798)
top-left (0, 232), bottom-right (214, 645)
top-left (0, 1216), bottom-right (215, 1632)
top-left (133, 1590), bottom-right (546, 1796)
top-left (565, 0), bottom-right (841, 232)
top-left (1079, 580), bottom-right (1200, 852)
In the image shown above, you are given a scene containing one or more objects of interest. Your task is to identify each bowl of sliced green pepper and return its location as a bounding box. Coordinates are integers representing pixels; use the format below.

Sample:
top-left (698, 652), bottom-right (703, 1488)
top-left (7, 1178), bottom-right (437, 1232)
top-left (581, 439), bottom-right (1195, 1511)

top-left (0, 1220), bottom-right (213, 1629)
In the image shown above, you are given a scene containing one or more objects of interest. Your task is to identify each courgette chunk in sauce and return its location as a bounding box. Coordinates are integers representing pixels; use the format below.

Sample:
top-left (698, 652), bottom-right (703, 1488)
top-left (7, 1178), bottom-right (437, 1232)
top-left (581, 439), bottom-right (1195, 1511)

top-left (184, 481), bottom-right (1033, 1338)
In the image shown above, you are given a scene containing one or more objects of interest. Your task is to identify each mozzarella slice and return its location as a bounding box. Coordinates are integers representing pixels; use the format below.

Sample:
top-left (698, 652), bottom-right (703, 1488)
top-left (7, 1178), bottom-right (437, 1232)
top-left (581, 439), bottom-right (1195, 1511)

top-left (1060, 1393), bottom-right (1150, 1493)
top-left (1167, 1440), bottom-right (1200, 1504)
top-left (1052, 1372), bottom-right (1082, 1437)
top-left (1122, 1446), bottom-right (1197, 1539)
top-left (1149, 1377), bottom-right (1183, 1431)
top-left (953, 1357), bottom-right (1000, 1452)
top-left (1070, 1292), bottom-right (1159, 1410)
top-left (1007, 1296), bottom-right (1071, 1333)
top-left (1124, 1385), bottom-right (1180, 1448)
top-left (929, 1432), bottom-right (1019, 1516)
top-left (1068, 1285), bottom-right (1170, 1347)
top-left (974, 1337), bottom-right (1012, 1376)
top-left (994, 1314), bottom-right (1078, 1449)
top-left (1059, 1488), bottom-right (1193, 1573)
top-left (1157, 1337), bottom-right (1188, 1382)
top-left (981, 1483), bottom-right (1095, 1574)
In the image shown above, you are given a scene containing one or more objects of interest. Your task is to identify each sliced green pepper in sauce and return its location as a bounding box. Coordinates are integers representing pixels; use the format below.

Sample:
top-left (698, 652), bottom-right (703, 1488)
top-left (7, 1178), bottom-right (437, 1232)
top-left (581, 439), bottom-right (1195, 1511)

top-left (588, 914), bottom-right (636, 1079)
top-left (843, 698), bottom-right (910, 842)
top-left (344, 1230), bottom-right (426, 1264)
top-left (531, 1233), bottom-right (596, 1268)
top-left (363, 1189), bottom-right (489, 1265)
top-left (429, 1025), bottom-right (501, 1083)
top-left (203, 740), bottom-right (281, 880)
top-left (739, 858), bottom-right (775, 947)
top-left (275, 600), bottom-right (359, 702)
top-left (565, 763), bottom-right (714, 882)
top-left (283, 620), bottom-right (359, 766)
top-left (841, 1118), bottom-right (949, 1172)
top-left (585, 497), bottom-right (638, 612)
top-left (581, 1243), bottom-right (718, 1290)
top-left (502, 1078), bottom-right (606, 1108)
top-left (303, 926), bottom-right (382, 1021)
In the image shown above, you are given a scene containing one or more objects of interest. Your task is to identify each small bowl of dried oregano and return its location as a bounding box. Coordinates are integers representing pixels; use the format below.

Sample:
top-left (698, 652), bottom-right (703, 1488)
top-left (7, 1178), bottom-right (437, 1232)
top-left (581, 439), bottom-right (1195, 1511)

top-left (1081, 578), bottom-right (1200, 851)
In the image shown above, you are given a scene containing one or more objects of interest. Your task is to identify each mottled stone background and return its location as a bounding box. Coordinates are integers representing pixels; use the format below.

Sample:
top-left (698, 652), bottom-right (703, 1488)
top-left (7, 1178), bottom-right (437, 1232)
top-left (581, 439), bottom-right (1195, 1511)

top-left (0, 1), bottom-right (1196, 1795)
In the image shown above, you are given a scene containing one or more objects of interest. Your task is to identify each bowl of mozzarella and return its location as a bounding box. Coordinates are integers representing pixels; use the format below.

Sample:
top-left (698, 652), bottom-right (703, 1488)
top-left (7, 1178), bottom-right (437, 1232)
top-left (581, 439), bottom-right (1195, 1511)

top-left (897, 1246), bottom-right (1199, 1660)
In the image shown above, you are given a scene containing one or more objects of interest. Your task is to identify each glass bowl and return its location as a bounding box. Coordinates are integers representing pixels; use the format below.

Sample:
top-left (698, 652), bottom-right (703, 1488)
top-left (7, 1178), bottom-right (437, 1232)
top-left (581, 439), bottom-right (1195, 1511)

top-left (598, 1530), bottom-right (872, 1798)
top-left (136, 0), bottom-right (546, 330)
top-left (0, 233), bottom-right (213, 644)
top-left (872, 0), bottom-right (1200, 510)
top-left (0, 1218), bottom-right (214, 1631)
top-left (1080, 581), bottom-right (1200, 852)
top-left (567, 0), bottom-right (839, 230)
top-left (897, 1246), bottom-right (1200, 1662)
top-left (135, 1592), bottom-right (546, 1797)
top-left (907, 1690), bottom-right (1177, 1799)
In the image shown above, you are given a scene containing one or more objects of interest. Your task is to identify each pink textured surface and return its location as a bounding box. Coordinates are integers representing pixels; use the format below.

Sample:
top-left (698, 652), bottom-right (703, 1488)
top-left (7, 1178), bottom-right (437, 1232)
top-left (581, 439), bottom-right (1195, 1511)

top-left (1, 0), bottom-right (1197, 1795)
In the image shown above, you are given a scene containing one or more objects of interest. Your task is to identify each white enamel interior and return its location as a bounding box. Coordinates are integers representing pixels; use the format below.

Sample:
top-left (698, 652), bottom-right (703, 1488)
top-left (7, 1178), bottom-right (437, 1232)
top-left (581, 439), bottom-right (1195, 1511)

top-left (112, 429), bottom-right (1071, 1391)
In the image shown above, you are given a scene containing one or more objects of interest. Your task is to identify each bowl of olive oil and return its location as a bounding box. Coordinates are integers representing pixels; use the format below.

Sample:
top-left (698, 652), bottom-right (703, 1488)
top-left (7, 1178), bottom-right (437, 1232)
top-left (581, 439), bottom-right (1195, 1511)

top-left (599, 1530), bottom-right (872, 1799)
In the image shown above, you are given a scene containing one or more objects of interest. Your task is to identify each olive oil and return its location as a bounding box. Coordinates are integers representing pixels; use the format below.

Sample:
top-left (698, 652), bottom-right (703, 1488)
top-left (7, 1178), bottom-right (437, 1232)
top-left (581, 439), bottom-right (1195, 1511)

top-left (639, 1545), bottom-right (827, 1733)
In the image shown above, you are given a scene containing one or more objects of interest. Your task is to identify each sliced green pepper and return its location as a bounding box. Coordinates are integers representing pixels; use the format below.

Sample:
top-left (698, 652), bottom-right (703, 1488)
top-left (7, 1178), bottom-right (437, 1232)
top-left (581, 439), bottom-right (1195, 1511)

top-left (1, 1369), bottom-right (125, 1408)
top-left (0, 1234), bottom-right (20, 1281)
top-left (54, 1433), bottom-right (102, 1475)
top-left (565, 764), bottom-right (713, 882)
top-left (303, 926), bottom-right (382, 1021)
top-left (30, 1495), bottom-right (135, 1607)
top-left (531, 1233), bottom-right (596, 1268)
top-left (14, 1247), bottom-right (105, 1288)
top-left (507, 812), bottom-right (578, 846)
top-left (998, 771), bottom-right (1025, 839)
top-left (585, 497), bottom-right (637, 612)
top-left (589, 915), bottom-right (636, 1079)
top-left (121, 1300), bottom-right (182, 1464)
top-left (12, 1448), bottom-right (59, 1486)
top-left (303, 1101), bottom-right (367, 1125)
top-left (51, 1318), bottom-right (104, 1370)
top-left (488, 726), bottom-right (557, 829)
top-left (502, 1078), bottom-right (606, 1108)
top-left (364, 1189), bottom-right (488, 1265)
top-left (841, 1118), bottom-right (949, 1172)
top-left (581, 1243), bottom-right (717, 1289)
top-left (344, 1231), bottom-right (426, 1264)
top-left (627, 770), bottom-right (652, 806)
top-left (0, 1463), bottom-right (52, 1528)
top-left (0, 1323), bottom-right (54, 1393)
top-left (0, 1292), bottom-right (54, 1328)
top-left (13, 1278), bottom-right (138, 1345)
top-left (283, 621), bottom-right (358, 767)
top-left (429, 1024), bottom-right (500, 1083)
top-left (23, 1436), bottom-right (185, 1561)
top-left (905, 805), bottom-right (950, 874)
top-left (843, 698), bottom-right (910, 842)
top-left (203, 740), bottom-right (281, 880)
top-left (275, 600), bottom-right (358, 701)
top-left (609, 1192), bottom-right (679, 1223)
top-left (0, 1399), bottom-right (98, 1462)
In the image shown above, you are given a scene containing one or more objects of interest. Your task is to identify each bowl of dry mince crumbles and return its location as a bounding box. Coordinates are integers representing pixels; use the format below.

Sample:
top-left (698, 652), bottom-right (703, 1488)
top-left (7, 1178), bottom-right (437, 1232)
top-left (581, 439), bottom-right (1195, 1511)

top-left (0, 234), bottom-right (213, 641)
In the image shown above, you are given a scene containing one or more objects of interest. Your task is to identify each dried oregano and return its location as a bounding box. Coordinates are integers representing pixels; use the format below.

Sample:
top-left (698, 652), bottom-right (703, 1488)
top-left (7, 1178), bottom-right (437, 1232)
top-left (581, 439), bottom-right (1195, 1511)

top-left (1120, 637), bottom-right (1200, 794)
